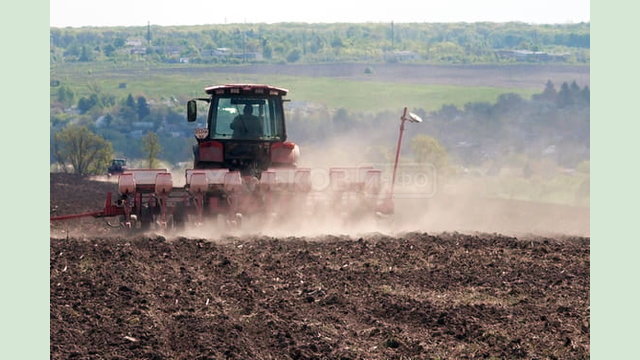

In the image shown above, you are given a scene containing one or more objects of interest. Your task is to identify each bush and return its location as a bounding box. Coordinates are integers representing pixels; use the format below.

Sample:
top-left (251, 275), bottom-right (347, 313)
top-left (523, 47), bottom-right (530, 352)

top-left (410, 134), bottom-right (449, 170)
top-left (52, 125), bottom-right (113, 176)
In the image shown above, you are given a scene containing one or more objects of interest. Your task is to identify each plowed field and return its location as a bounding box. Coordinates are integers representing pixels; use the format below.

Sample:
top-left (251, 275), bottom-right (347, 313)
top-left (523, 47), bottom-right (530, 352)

top-left (51, 174), bottom-right (589, 359)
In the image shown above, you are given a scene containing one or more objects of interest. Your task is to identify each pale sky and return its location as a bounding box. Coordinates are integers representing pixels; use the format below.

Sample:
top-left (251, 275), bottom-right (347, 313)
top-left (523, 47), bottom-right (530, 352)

top-left (50, 0), bottom-right (590, 27)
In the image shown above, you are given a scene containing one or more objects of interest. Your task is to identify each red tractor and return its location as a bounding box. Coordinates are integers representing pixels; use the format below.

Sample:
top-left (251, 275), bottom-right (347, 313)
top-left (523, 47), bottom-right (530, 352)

top-left (51, 84), bottom-right (421, 231)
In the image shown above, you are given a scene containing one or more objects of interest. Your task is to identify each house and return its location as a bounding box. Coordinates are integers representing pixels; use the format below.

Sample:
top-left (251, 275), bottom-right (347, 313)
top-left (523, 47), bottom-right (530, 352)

top-left (201, 48), bottom-right (231, 57)
top-left (125, 39), bottom-right (143, 47)
top-left (162, 46), bottom-right (184, 57)
top-left (130, 47), bottom-right (147, 55)
top-left (391, 50), bottom-right (420, 61)
top-left (383, 50), bottom-right (421, 62)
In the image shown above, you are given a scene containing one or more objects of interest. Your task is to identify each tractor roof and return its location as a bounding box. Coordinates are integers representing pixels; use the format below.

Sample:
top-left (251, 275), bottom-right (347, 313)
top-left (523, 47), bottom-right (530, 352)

top-left (204, 84), bottom-right (288, 96)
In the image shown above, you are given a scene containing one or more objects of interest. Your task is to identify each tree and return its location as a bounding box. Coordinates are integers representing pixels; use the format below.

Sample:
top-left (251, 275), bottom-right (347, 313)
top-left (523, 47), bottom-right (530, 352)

top-left (55, 85), bottom-right (75, 107)
top-left (570, 80), bottom-right (581, 94)
top-left (330, 35), bottom-right (344, 49)
top-left (557, 82), bottom-right (573, 107)
top-left (113, 37), bottom-right (126, 48)
top-left (79, 45), bottom-right (92, 62)
top-left (125, 94), bottom-right (136, 108)
top-left (495, 93), bottom-right (524, 113)
top-left (142, 132), bottom-right (162, 168)
top-left (332, 108), bottom-right (352, 132)
top-left (103, 44), bottom-right (116, 57)
top-left (534, 80), bottom-right (557, 102)
top-left (309, 34), bottom-right (324, 54)
top-left (580, 86), bottom-right (590, 104)
top-left (262, 42), bottom-right (273, 59)
top-left (77, 94), bottom-right (98, 114)
top-left (53, 125), bottom-right (113, 175)
top-left (410, 134), bottom-right (449, 170)
top-left (137, 96), bottom-right (150, 120)
top-left (429, 41), bottom-right (465, 62)
top-left (286, 49), bottom-right (301, 63)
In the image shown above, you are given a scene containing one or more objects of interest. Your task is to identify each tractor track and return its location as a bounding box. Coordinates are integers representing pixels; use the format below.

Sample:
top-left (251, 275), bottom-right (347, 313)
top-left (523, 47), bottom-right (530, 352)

top-left (50, 173), bottom-right (589, 359)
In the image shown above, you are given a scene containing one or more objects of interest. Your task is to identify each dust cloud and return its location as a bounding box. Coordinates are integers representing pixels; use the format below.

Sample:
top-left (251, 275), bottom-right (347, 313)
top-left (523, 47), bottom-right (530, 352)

top-left (168, 182), bottom-right (589, 240)
top-left (165, 132), bottom-right (589, 240)
top-left (78, 125), bottom-right (589, 238)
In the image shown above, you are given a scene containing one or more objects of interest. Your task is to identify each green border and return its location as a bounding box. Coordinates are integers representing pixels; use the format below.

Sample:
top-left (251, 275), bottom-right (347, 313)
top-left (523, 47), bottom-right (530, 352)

top-left (591, 0), bottom-right (639, 358)
top-left (0, 0), bottom-right (49, 358)
top-left (6, 0), bottom-right (635, 358)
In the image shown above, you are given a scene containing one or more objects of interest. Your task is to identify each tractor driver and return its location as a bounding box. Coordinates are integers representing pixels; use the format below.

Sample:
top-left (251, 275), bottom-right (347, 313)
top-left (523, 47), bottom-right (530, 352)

top-left (230, 104), bottom-right (263, 138)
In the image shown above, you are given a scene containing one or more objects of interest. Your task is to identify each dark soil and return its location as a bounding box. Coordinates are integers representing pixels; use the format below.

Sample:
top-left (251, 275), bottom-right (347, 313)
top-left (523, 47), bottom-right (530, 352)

top-left (50, 173), bottom-right (118, 236)
top-left (50, 174), bottom-right (589, 359)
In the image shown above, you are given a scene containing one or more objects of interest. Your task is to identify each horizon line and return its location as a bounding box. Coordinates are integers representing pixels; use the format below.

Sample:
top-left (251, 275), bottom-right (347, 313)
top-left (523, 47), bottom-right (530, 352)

top-left (50, 20), bottom-right (591, 29)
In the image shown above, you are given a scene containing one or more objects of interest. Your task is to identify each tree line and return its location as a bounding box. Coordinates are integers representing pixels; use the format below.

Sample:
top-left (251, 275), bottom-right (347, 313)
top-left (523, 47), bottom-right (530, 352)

top-left (287, 80), bottom-right (589, 170)
top-left (52, 126), bottom-right (163, 176)
top-left (51, 79), bottom-right (589, 176)
top-left (51, 83), bottom-right (191, 165)
top-left (50, 22), bottom-right (589, 65)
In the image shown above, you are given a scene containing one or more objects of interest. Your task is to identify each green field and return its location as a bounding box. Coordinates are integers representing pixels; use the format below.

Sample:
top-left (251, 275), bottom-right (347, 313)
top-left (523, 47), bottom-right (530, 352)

top-left (52, 63), bottom-right (537, 112)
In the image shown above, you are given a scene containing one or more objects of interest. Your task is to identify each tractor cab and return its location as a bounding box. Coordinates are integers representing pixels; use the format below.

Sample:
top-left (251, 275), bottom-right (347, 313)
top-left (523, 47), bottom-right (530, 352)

top-left (187, 84), bottom-right (299, 176)
top-left (107, 158), bottom-right (127, 175)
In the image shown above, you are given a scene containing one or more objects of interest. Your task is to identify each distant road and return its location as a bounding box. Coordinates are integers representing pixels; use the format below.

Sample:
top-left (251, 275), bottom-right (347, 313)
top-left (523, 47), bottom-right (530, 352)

top-left (164, 63), bottom-right (590, 88)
